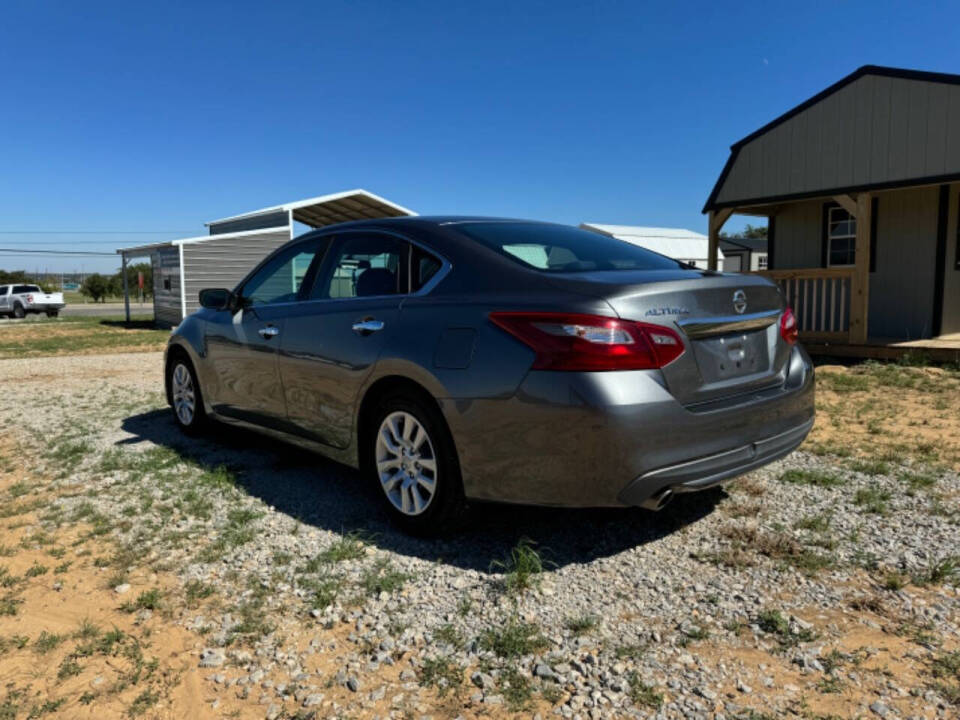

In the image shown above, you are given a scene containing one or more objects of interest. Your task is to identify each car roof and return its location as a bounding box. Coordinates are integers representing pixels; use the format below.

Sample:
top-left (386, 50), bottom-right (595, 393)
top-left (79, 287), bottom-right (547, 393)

top-left (313, 215), bottom-right (562, 231)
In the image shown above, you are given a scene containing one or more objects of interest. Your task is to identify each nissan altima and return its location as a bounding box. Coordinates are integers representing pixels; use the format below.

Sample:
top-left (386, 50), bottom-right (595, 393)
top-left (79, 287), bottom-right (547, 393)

top-left (164, 218), bottom-right (814, 534)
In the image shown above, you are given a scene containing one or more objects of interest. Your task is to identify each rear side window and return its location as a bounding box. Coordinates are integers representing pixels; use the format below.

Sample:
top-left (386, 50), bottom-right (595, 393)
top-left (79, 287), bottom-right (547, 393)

top-left (411, 246), bottom-right (442, 292)
top-left (454, 222), bottom-right (684, 273)
top-left (315, 234), bottom-right (407, 299)
top-left (0, 286), bottom-right (7, 295)
top-left (13, 285), bottom-right (38, 294)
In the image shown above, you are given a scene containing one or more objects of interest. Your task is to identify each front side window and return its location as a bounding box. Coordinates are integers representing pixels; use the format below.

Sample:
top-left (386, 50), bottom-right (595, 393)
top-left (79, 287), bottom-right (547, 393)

top-left (315, 235), bottom-right (406, 299)
top-left (453, 222), bottom-right (685, 273)
top-left (827, 207), bottom-right (856, 266)
top-left (242, 240), bottom-right (323, 306)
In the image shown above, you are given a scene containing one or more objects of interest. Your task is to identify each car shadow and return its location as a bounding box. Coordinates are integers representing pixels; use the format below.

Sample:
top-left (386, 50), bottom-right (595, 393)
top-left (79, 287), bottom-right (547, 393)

top-left (119, 409), bottom-right (725, 572)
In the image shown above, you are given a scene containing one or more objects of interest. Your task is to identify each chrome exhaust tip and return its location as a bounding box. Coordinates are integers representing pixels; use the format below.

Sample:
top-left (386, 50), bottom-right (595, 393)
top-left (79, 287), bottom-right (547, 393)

top-left (639, 487), bottom-right (674, 511)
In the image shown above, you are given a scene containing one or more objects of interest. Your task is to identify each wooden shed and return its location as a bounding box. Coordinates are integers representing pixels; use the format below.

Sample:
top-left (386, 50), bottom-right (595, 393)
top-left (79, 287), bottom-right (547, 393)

top-left (117, 189), bottom-right (414, 327)
top-left (704, 65), bottom-right (960, 358)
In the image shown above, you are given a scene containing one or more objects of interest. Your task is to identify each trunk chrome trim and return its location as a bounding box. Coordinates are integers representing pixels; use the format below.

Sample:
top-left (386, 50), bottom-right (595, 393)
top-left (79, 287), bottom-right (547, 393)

top-left (677, 309), bottom-right (780, 339)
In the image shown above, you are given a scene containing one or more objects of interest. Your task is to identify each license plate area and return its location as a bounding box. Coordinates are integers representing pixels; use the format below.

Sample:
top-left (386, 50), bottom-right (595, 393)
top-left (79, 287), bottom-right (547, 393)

top-left (692, 329), bottom-right (770, 382)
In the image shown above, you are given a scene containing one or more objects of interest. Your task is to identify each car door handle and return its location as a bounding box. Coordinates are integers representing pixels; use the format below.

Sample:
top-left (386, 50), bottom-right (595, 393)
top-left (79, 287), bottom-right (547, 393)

top-left (352, 319), bottom-right (385, 335)
top-left (258, 325), bottom-right (280, 339)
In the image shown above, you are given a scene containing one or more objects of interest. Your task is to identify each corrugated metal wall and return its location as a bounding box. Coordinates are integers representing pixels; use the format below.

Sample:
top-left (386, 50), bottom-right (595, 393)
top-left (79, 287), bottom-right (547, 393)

top-left (180, 229), bottom-right (291, 316)
top-left (772, 187), bottom-right (941, 339)
top-left (717, 74), bottom-right (960, 206)
top-left (152, 247), bottom-right (182, 328)
top-left (943, 182), bottom-right (960, 334)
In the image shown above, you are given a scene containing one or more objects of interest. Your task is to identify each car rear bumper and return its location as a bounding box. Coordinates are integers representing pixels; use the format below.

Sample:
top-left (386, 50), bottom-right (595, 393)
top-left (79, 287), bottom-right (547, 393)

top-left (441, 345), bottom-right (814, 508)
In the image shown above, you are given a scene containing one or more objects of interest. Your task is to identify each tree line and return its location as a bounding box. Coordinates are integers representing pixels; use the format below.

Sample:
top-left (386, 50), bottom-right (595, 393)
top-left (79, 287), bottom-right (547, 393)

top-left (0, 264), bottom-right (153, 303)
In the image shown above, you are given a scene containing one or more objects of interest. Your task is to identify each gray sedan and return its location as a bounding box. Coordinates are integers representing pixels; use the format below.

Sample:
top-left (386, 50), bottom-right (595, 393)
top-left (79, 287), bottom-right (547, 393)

top-left (164, 218), bottom-right (814, 534)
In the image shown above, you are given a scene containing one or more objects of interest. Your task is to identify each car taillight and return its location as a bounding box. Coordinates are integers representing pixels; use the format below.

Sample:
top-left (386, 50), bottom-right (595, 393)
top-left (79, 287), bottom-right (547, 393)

top-left (26, 294), bottom-right (34, 303)
top-left (489, 312), bottom-right (685, 371)
top-left (780, 307), bottom-right (798, 345)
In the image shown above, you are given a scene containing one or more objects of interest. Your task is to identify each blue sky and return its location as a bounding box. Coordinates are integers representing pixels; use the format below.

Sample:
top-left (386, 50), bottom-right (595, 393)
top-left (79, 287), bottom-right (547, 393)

top-left (2, 0), bottom-right (958, 272)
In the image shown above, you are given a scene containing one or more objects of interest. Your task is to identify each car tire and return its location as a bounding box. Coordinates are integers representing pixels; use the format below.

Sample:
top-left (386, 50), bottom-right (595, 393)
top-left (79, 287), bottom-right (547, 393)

top-left (167, 353), bottom-right (207, 436)
top-left (365, 390), bottom-right (466, 536)
top-left (12, 304), bottom-right (24, 319)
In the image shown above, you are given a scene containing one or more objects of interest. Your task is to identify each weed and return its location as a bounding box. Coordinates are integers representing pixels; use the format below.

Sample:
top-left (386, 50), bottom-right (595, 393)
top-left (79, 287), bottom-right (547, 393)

top-left (320, 531), bottom-right (368, 563)
top-left (882, 571), bottom-right (908, 591)
top-left (128, 689), bottom-right (159, 716)
top-left (499, 664), bottom-right (533, 711)
top-left (818, 372), bottom-right (870, 393)
top-left (33, 631), bottom-right (64, 654)
top-left (849, 459), bottom-right (890, 476)
top-left (794, 511), bottom-right (832, 532)
top-left (24, 562), bottom-right (48, 578)
top-left (900, 470), bottom-right (937, 493)
top-left (780, 469), bottom-right (845, 488)
top-left (419, 655), bottom-right (463, 697)
top-left (360, 558), bottom-right (408, 596)
top-left (541, 682), bottom-right (564, 704)
top-left (913, 556), bottom-right (959, 586)
top-left (74, 619), bottom-right (101, 640)
top-left (816, 675), bottom-right (843, 693)
top-left (0, 594), bottom-right (21, 616)
top-left (626, 671), bottom-right (663, 709)
top-left (491, 538), bottom-right (546, 593)
top-left (615, 642), bottom-right (648, 660)
top-left (433, 623), bottom-right (464, 649)
top-left (479, 618), bottom-right (549, 658)
top-left (184, 580), bottom-right (216, 605)
top-left (456, 596), bottom-right (473, 617)
top-left (53, 562), bottom-right (71, 575)
top-left (56, 657), bottom-right (82, 681)
top-left (854, 487), bottom-right (892, 515)
top-left (121, 589), bottom-right (162, 612)
top-left (565, 614), bottom-right (599, 636)
top-left (755, 609), bottom-right (816, 650)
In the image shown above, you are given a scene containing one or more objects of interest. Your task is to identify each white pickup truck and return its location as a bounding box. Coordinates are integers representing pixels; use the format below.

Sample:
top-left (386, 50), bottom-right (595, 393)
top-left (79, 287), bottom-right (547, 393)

top-left (0, 284), bottom-right (66, 318)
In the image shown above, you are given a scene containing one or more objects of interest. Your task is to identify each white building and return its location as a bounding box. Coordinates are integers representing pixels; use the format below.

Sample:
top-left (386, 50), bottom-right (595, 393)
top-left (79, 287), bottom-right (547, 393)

top-left (579, 223), bottom-right (723, 269)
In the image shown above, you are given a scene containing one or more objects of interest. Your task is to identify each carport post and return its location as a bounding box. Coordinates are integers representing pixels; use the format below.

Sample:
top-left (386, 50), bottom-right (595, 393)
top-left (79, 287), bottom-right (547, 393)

top-left (121, 253), bottom-right (130, 323)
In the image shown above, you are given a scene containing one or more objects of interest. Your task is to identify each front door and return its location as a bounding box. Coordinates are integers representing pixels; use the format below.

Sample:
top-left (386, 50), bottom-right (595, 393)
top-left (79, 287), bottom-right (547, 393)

top-left (279, 232), bottom-right (408, 448)
top-left (203, 237), bottom-right (325, 428)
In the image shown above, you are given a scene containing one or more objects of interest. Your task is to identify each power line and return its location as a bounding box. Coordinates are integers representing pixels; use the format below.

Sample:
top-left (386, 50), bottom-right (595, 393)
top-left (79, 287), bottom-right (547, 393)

top-left (0, 230), bottom-right (191, 234)
top-left (0, 248), bottom-right (115, 256)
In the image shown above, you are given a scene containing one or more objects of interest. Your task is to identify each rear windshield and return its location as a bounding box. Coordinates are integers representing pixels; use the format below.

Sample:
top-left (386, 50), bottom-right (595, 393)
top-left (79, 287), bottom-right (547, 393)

top-left (453, 222), bottom-right (685, 273)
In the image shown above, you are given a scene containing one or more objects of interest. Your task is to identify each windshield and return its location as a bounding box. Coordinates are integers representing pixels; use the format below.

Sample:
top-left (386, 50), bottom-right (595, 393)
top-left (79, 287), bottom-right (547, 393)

top-left (453, 222), bottom-right (686, 273)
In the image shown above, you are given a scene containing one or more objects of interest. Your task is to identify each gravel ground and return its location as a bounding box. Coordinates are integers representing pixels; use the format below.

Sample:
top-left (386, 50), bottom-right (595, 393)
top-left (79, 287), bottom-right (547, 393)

top-left (1, 352), bottom-right (958, 720)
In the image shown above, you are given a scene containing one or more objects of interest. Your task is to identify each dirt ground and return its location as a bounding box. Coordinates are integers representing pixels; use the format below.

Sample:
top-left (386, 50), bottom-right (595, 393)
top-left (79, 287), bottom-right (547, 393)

top-left (0, 352), bottom-right (957, 719)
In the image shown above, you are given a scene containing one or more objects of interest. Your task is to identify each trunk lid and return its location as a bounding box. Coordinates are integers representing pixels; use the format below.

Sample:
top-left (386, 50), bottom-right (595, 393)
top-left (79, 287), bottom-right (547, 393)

top-left (546, 270), bottom-right (791, 406)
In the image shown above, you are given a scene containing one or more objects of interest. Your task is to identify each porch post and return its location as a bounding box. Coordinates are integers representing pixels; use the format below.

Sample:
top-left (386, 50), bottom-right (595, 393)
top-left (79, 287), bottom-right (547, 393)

top-left (849, 193), bottom-right (872, 344)
top-left (708, 208), bottom-right (733, 270)
top-left (121, 253), bottom-right (130, 324)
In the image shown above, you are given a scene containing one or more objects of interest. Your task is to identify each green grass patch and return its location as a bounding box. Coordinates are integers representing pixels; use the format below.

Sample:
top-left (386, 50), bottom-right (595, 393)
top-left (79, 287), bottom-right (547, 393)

top-left (565, 614), bottom-right (599, 636)
top-left (419, 655), bottom-right (463, 697)
top-left (360, 558), bottom-right (409, 596)
top-left (626, 671), bottom-right (663, 709)
top-left (479, 618), bottom-right (549, 658)
top-left (854, 487), bottom-right (892, 515)
top-left (491, 538), bottom-right (546, 594)
top-left (780, 468), bottom-right (845, 488)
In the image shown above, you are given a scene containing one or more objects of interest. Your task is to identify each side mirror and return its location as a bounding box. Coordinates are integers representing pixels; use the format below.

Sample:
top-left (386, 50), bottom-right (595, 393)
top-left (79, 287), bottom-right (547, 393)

top-left (198, 288), bottom-right (234, 310)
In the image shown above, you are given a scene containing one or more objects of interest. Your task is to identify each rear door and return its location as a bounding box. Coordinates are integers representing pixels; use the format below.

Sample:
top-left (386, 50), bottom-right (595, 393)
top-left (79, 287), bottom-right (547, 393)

top-left (0, 287), bottom-right (8, 312)
top-left (203, 237), bottom-right (327, 427)
top-left (279, 232), bottom-right (414, 448)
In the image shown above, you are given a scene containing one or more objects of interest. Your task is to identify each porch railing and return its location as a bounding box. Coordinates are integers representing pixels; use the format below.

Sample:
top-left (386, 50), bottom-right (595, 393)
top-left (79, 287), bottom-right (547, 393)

top-left (749, 268), bottom-right (854, 342)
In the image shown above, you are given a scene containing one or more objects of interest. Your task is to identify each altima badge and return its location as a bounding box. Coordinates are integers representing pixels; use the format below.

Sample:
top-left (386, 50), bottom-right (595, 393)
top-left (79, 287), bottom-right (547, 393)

top-left (733, 289), bottom-right (747, 314)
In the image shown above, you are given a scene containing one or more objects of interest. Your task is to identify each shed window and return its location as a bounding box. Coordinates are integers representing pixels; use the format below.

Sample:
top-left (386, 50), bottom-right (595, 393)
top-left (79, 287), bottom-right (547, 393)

top-left (827, 206), bottom-right (856, 267)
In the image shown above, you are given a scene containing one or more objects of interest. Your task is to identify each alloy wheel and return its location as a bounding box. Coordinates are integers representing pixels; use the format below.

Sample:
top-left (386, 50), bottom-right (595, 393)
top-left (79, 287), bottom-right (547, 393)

top-left (172, 363), bottom-right (196, 426)
top-left (375, 411), bottom-right (438, 516)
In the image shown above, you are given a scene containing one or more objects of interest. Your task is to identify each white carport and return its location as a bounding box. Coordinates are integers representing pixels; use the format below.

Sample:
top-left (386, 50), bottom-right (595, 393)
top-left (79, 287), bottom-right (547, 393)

top-left (117, 189), bottom-right (416, 326)
top-left (579, 224), bottom-right (724, 270)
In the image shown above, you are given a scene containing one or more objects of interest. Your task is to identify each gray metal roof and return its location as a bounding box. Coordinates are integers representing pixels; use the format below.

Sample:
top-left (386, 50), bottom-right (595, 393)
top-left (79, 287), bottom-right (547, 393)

top-left (704, 66), bottom-right (960, 212)
top-left (206, 189), bottom-right (416, 229)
